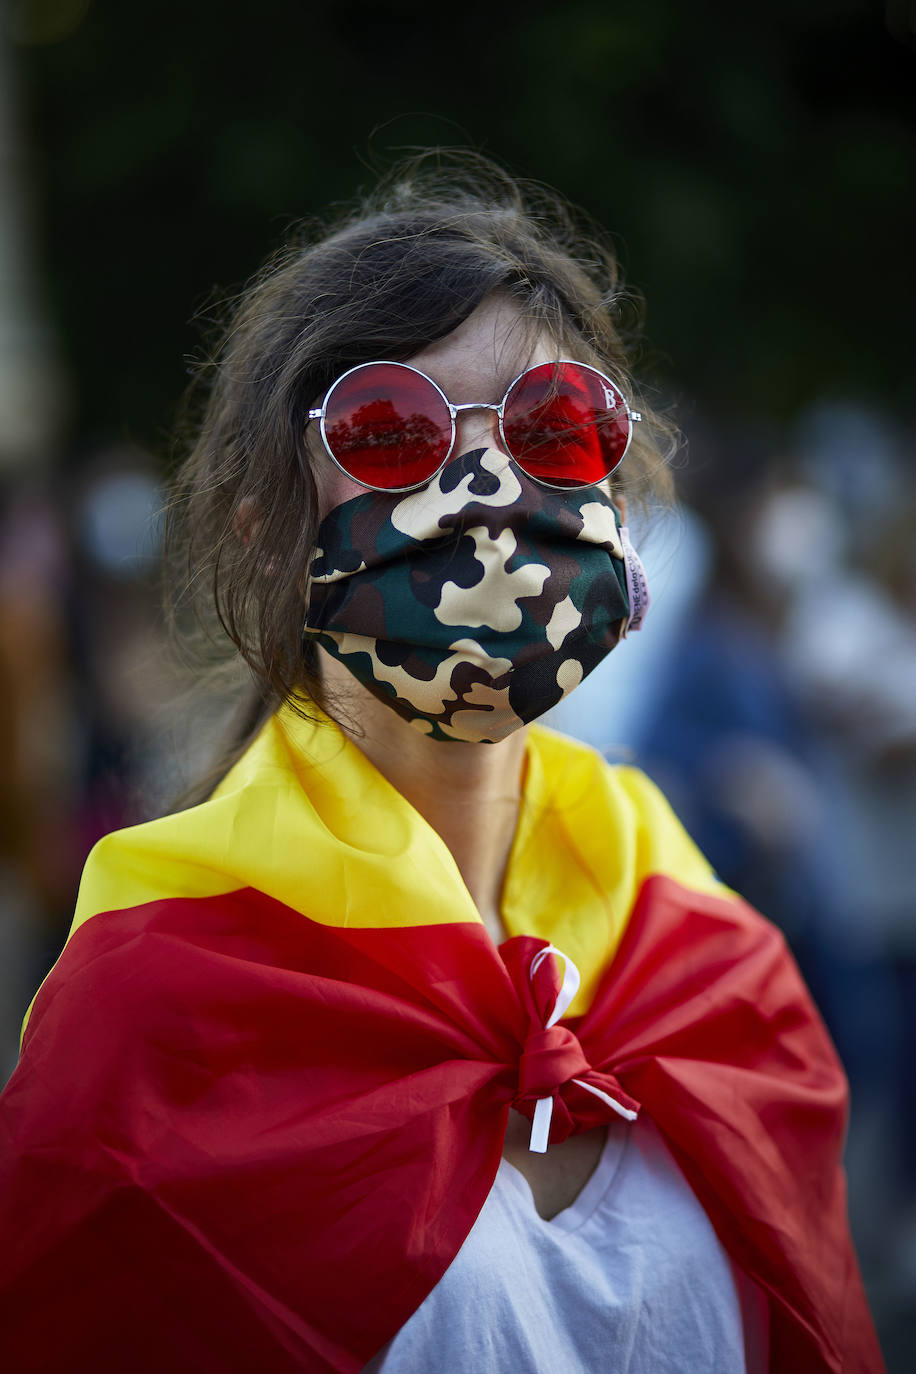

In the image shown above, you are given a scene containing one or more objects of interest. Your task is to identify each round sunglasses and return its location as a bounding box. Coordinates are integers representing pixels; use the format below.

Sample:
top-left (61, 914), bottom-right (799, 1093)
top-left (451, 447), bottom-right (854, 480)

top-left (307, 359), bottom-right (642, 493)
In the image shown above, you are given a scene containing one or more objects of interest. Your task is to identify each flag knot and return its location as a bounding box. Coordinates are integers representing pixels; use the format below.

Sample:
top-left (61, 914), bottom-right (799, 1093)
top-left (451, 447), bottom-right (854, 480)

top-left (517, 1024), bottom-right (591, 1102)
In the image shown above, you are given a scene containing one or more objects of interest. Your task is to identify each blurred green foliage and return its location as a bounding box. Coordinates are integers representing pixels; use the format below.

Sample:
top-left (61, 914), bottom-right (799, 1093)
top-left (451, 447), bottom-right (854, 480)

top-left (10, 0), bottom-right (915, 456)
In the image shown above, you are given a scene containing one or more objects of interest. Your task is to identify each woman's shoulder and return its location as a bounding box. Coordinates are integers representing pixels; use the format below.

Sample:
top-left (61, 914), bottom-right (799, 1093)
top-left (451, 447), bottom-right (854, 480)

top-left (16, 798), bottom-right (241, 1046)
top-left (69, 707), bottom-right (328, 941)
top-left (19, 717), bottom-right (299, 1043)
top-left (526, 724), bottom-right (728, 903)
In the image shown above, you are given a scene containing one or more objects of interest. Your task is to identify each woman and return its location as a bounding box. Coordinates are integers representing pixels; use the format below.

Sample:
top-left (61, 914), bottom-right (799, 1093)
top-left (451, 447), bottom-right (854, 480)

top-left (0, 154), bottom-right (882, 1372)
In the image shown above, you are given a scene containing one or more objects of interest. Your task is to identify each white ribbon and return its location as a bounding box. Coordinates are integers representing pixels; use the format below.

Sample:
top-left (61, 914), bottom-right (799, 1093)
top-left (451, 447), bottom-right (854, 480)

top-left (529, 944), bottom-right (580, 1028)
top-left (527, 945), bottom-right (638, 1154)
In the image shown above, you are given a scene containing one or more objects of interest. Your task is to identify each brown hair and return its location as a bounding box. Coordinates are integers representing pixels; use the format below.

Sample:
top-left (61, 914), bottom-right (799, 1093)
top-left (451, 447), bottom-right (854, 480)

top-left (163, 150), bottom-right (678, 799)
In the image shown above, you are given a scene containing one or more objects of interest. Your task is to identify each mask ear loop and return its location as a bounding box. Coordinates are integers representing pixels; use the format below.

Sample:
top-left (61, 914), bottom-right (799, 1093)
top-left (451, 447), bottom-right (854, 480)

top-left (617, 527), bottom-right (651, 635)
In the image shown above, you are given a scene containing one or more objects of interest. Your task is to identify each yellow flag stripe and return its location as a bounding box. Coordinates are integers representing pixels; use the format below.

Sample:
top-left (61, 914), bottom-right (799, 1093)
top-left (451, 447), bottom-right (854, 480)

top-left (24, 704), bottom-right (729, 1039)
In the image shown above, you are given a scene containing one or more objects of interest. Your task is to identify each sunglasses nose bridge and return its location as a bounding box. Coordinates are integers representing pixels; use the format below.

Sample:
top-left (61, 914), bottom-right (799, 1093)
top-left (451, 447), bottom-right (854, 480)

top-left (448, 400), bottom-right (510, 465)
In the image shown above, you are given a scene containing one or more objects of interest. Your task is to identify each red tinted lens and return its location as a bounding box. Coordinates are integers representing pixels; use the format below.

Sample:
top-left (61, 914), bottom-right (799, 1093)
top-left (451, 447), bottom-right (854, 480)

top-left (322, 363), bottom-right (453, 490)
top-left (502, 361), bottom-right (631, 488)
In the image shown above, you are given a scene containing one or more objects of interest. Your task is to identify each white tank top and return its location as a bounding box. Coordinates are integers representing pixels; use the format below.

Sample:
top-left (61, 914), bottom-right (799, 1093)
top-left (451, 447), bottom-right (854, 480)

top-left (365, 1115), bottom-right (769, 1372)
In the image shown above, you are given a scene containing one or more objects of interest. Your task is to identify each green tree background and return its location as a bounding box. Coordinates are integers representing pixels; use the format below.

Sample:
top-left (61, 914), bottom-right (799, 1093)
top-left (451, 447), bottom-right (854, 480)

top-left (9, 0), bottom-right (915, 459)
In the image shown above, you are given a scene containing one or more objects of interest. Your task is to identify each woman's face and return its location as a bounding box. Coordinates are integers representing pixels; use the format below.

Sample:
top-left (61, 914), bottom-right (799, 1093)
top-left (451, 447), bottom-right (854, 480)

top-left (304, 292), bottom-right (639, 745)
top-left (309, 294), bottom-right (559, 519)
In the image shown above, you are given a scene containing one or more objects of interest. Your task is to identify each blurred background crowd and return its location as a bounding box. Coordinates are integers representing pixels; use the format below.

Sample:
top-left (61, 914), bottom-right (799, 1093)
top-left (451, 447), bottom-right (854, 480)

top-left (0, 0), bottom-right (913, 1365)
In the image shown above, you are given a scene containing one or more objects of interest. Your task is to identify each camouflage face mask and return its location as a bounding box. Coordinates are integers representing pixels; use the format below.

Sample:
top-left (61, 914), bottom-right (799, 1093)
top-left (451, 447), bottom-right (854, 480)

top-left (304, 448), bottom-right (649, 744)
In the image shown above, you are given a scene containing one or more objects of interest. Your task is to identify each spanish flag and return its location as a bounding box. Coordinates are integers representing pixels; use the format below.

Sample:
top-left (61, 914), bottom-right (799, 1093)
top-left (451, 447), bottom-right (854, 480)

top-left (0, 705), bottom-right (883, 1371)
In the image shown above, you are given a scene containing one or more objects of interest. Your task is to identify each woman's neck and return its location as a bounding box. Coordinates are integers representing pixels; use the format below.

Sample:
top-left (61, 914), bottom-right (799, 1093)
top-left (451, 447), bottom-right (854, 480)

top-left (318, 652), bottom-right (529, 944)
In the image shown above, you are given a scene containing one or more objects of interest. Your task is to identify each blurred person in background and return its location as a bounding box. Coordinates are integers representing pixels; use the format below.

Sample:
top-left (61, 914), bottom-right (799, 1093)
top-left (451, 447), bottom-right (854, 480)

top-left (777, 404), bottom-right (916, 1280)
top-left (632, 425), bottom-right (861, 966)
top-left (610, 410), bottom-right (913, 1295)
top-left (0, 480), bottom-right (79, 1081)
top-left (65, 442), bottom-right (173, 844)
top-left (0, 154), bottom-right (883, 1372)
top-left (0, 449), bottom-right (173, 1081)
